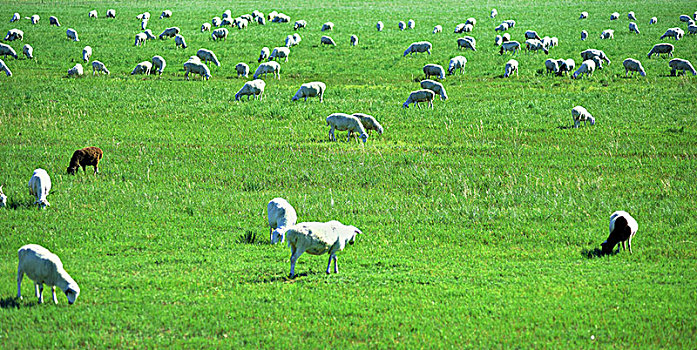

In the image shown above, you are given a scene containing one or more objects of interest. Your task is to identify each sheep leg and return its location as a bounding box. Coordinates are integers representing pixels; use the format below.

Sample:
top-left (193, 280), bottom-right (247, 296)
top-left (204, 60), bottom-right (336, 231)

top-left (37, 283), bottom-right (43, 303)
top-left (347, 131), bottom-right (352, 142)
top-left (94, 164), bottom-right (99, 175)
top-left (628, 237), bottom-right (633, 254)
top-left (289, 247), bottom-right (303, 278)
top-left (51, 286), bottom-right (57, 304)
top-left (333, 255), bottom-right (338, 273)
top-left (621, 240), bottom-right (627, 251)
top-left (16, 268), bottom-right (23, 299)
top-left (326, 255), bottom-right (333, 274)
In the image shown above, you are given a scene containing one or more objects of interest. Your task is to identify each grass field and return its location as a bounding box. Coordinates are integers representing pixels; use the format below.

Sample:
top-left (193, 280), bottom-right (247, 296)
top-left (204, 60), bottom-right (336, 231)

top-left (1, 0), bottom-right (696, 347)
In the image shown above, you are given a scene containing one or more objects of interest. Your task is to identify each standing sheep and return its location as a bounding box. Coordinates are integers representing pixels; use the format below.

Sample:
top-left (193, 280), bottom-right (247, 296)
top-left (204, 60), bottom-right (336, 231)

top-left (284, 221), bottom-right (362, 277)
top-left (151, 56), bottom-right (166, 75)
top-left (601, 211), bottom-right (638, 254)
top-left (88, 10), bottom-right (97, 19)
top-left (525, 39), bottom-right (549, 54)
top-left (235, 79), bottom-right (265, 101)
top-left (17, 244), bottom-right (80, 304)
top-left (67, 63), bottom-right (83, 77)
top-left (211, 28), bottom-right (228, 41)
top-left (294, 20), bottom-right (307, 30)
top-left (321, 22), bottom-right (334, 31)
top-left (352, 113), bottom-right (384, 135)
top-left (629, 22), bottom-right (640, 34)
top-left (350, 35), bottom-right (358, 46)
top-left (136, 12), bottom-right (151, 20)
top-left (448, 56), bottom-right (467, 75)
top-left (579, 12), bottom-right (588, 19)
top-left (423, 64), bottom-right (445, 80)
top-left (581, 49), bottom-right (611, 65)
top-left (106, 9), bottom-right (116, 18)
top-left (433, 25), bottom-right (442, 34)
top-left (669, 58), bottom-right (697, 76)
top-left (269, 47), bottom-right (290, 62)
top-left (160, 10), bottom-right (172, 19)
top-left (504, 59), bottom-right (518, 78)
top-left (197, 49), bottom-right (220, 67)
top-left (49, 16), bottom-right (60, 26)
top-left (660, 28), bottom-right (684, 40)
top-left (28, 168), bottom-right (51, 209)
top-left (0, 58), bottom-right (11, 77)
top-left (500, 41), bottom-right (521, 55)
top-left (320, 36), bottom-right (336, 46)
top-left (628, 11), bottom-right (637, 20)
top-left (402, 89), bottom-right (435, 109)
top-left (66, 28), bottom-right (79, 41)
top-left (600, 29), bottom-right (614, 39)
top-left (623, 58), bottom-right (646, 77)
top-left (22, 44), bottom-right (33, 59)
top-left (545, 59), bottom-right (559, 74)
top-left (82, 46), bottom-right (92, 62)
top-left (67, 147), bottom-right (103, 174)
top-left (647, 43), bottom-right (673, 58)
top-left (292, 82), bottom-right (326, 102)
top-left (326, 113), bottom-right (368, 143)
top-left (134, 32), bottom-right (147, 46)
top-left (457, 37), bottom-right (476, 51)
top-left (0, 43), bottom-right (18, 59)
top-left (572, 60), bottom-right (596, 79)
top-left (571, 106), bottom-right (595, 127)
top-left (201, 23), bottom-right (211, 32)
top-left (407, 19), bottom-right (415, 29)
top-left (92, 60), bottom-right (110, 75)
top-left (376, 21), bottom-right (384, 31)
top-left (253, 61), bottom-right (281, 80)
top-left (525, 30), bottom-right (541, 40)
top-left (268, 198), bottom-right (298, 244)
top-left (258, 47), bottom-right (270, 62)
top-left (495, 35), bottom-right (503, 46)
top-left (236, 62), bottom-right (249, 78)
top-left (420, 79), bottom-right (447, 100)
top-left (403, 41), bottom-right (432, 56)
top-left (131, 61), bottom-right (152, 75)
top-left (183, 60), bottom-right (211, 80)
top-left (174, 34), bottom-right (187, 49)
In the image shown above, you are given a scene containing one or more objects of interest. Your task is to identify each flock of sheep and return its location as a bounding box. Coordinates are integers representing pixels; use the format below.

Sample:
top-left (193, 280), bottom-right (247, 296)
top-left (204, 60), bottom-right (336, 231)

top-left (3, 5), bottom-right (693, 305)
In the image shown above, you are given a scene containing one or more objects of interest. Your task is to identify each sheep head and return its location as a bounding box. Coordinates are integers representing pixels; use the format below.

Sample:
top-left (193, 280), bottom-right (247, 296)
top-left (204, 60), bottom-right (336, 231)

top-left (65, 283), bottom-right (80, 304)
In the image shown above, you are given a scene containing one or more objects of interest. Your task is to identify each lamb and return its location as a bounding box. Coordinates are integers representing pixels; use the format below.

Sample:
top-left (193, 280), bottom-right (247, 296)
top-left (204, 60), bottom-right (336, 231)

top-left (679, 15), bottom-right (691, 22)
top-left (581, 30), bottom-right (588, 41)
top-left (0, 43), bottom-right (18, 59)
top-left (0, 58), bottom-right (11, 77)
top-left (321, 22), bottom-right (334, 31)
top-left (499, 41), bottom-right (520, 55)
top-left (628, 11), bottom-right (637, 20)
top-left (82, 46), bottom-right (92, 62)
top-left (5, 29), bottom-right (23, 41)
top-left (66, 147), bottom-right (103, 174)
top-left (399, 21), bottom-right (406, 31)
top-left (294, 20), bottom-right (307, 30)
top-left (29, 14), bottom-right (39, 25)
top-left (407, 19), bottom-right (415, 29)
top-left (610, 12), bottom-right (619, 20)
top-left (88, 10), bottom-right (97, 19)
top-left (402, 89), bottom-right (435, 109)
top-left (49, 16), bottom-right (60, 26)
top-left (669, 58), bottom-right (697, 76)
top-left (541, 36), bottom-right (553, 49)
top-left (269, 47), bottom-right (290, 62)
top-left (601, 211), bottom-right (638, 254)
top-left (211, 28), bottom-right (228, 41)
top-left (326, 113), bottom-right (368, 143)
top-left (350, 35), bottom-right (358, 46)
top-left (251, 10), bottom-right (264, 20)
top-left (158, 27), bottom-right (180, 40)
top-left (201, 23), bottom-right (211, 32)
top-left (136, 12), bottom-right (150, 20)
top-left (579, 12), bottom-right (588, 19)
top-left (457, 37), bottom-right (476, 51)
top-left (174, 34), bottom-right (187, 49)
top-left (572, 60), bottom-right (596, 79)
top-left (491, 8), bottom-right (497, 19)
top-left (571, 106), bottom-right (595, 127)
top-left (525, 39), bottom-right (549, 54)
top-left (91, 60), bottom-right (110, 75)
top-left (525, 30), bottom-right (541, 40)
top-left (433, 25), bottom-right (442, 34)
top-left (600, 29), bottom-right (614, 39)
top-left (660, 28), bottom-right (684, 40)
top-left (320, 36), bottom-right (336, 46)
top-left (0, 185), bottom-right (6, 206)
top-left (131, 61), bottom-right (151, 75)
top-left (233, 18), bottom-right (248, 29)
top-left (462, 24), bottom-right (474, 32)
top-left (622, 58), bottom-right (646, 77)
top-left (66, 28), bottom-right (79, 41)
top-left (285, 34), bottom-right (299, 47)
top-left (268, 198), bottom-right (298, 244)
top-left (258, 47), bottom-right (270, 62)
top-left (183, 60), bottom-right (211, 80)
top-left (629, 22), bottom-right (640, 34)
top-left (236, 62), bottom-right (249, 78)
top-left (284, 221), bottom-right (362, 277)
top-left (151, 56), bottom-right (166, 74)
top-left (465, 18), bottom-right (476, 27)
top-left (234, 79), bottom-right (266, 101)
top-left (22, 44), bottom-right (33, 59)
top-left (160, 10), bottom-right (172, 19)
top-left (67, 63), bottom-right (83, 77)
top-left (292, 82), bottom-right (326, 102)
top-left (420, 79), bottom-right (448, 100)
top-left (11, 13), bottom-right (20, 22)
top-left (448, 56), bottom-right (467, 75)
top-left (212, 17), bottom-right (221, 27)
top-left (581, 49), bottom-right (611, 65)
top-left (545, 59), bottom-right (559, 74)
top-left (252, 61), bottom-right (281, 80)
top-left (502, 33), bottom-right (511, 42)
top-left (649, 17), bottom-right (657, 24)
top-left (197, 48), bottom-right (220, 66)
top-left (28, 168), bottom-right (51, 208)
top-left (17, 244), bottom-right (80, 304)
top-left (106, 9), bottom-right (116, 18)
top-left (352, 113), bottom-right (384, 135)
top-left (257, 16), bottom-right (266, 25)
top-left (550, 37), bottom-right (559, 47)
top-left (504, 59), bottom-right (518, 78)
top-left (423, 64), bottom-right (445, 80)
top-left (267, 11), bottom-right (278, 21)
top-left (377, 21), bottom-right (384, 31)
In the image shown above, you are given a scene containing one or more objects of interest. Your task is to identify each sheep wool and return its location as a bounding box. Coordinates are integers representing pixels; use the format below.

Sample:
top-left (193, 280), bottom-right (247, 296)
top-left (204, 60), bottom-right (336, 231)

top-left (320, 36), bottom-right (336, 46)
top-left (211, 28), bottom-right (228, 41)
top-left (457, 37), bottom-right (476, 51)
top-left (183, 60), bottom-right (211, 80)
top-left (11, 13), bottom-right (20, 22)
top-left (67, 147), bottom-right (103, 174)
top-left (67, 63), bottom-right (83, 77)
top-left (17, 244), bottom-right (80, 304)
top-left (82, 46), bottom-right (92, 62)
top-left (601, 211), bottom-right (638, 254)
top-left (160, 10), bottom-right (172, 19)
top-left (350, 35), bottom-right (358, 46)
top-left (500, 41), bottom-right (520, 55)
top-left (197, 49), bottom-right (220, 67)
top-left (403, 41), bottom-right (432, 56)
top-left (669, 58), bottom-right (697, 76)
top-left (321, 22), bottom-right (334, 31)
top-left (106, 9), bottom-right (116, 18)
top-left (628, 11), bottom-right (637, 20)
top-left (376, 21), bottom-right (384, 31)
top-left (66, 28), bottom-right (79, 42)
top-left (151, 56), bottom-right (166, 75)
top-left (581, 49), bottom-right (611, 65)
top-left (201, 23), bottom-right (211, 32)
top-left (4, 28), bottom-right (23, 41)
top-left (326, 113), bottom-right (369, 143)
top-left (0, 43), bottom-right (18, 59)
top-left (159, 27), bottom-right (180, 40)
top-left (433, 25), bottom-right (442, 34)
top-left (572, 60), bottom-right (596, 79)
top-left (22, 44), bottom-right (33, 59)
top-left (29, 14), bottom-right (40, 24)
top-left (629, 22), bottom-right (640, 34)
top-left (49, 16), bottom-right (61, 26)
top-left (235, 79), bottom-right (265, 101)
top-left (258, 47), bottom-right (270, 62)
top-left (28, 168), bottom-right (51, 208)
top-left (285, 221), bottom-right (362, 277)
top-left (268, 198), bottom-right (298, 244)
top-left (571, 106), bottom-right (595, 127)
top-left (504, 59), bottom-right (518, 78)
top-left (294, 20), bottom-right (307, 30)
top-left (269, 47), bottom-right (290, 62)
top-left (131, 61), bottom-right (152, 75)
top-left (647, 43), bottom-right (674, 58)
top-left (448, 56), bottom-right (467, 75)
top-left (88, 10), bottom-right (97, 19)
top-left (660, 28), bottom-right (684, 40)
top-left (174, 34), bottom-right (187, 49)
top-left (292, 82), bottom-right (326, 102)
top-left (599, 29), bottom-right (614, 39)
top-left (525, 30), bottom-right (541, 40)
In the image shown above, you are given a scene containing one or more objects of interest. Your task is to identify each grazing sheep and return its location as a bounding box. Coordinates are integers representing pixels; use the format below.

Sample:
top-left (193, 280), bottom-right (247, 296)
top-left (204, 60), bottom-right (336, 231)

top-left (67, 63), bottom-right (83, 77)
top-left (669, 58), bottom-right (697, 76)
top-left (679, 14), bottom-right (691, 22)
top-left (134, 32), bottom-right (147, 46)
top-left (433, 25), bottom-right (442, 34)
top-left (0, 43), bottom-right (18, 59)
top-left (151, 56), bottom-right (166, 75)
top-left (183, 60), bottom-right (211, 80)
top-left (271, 13), bottom-right (290, 23)
top-left (49, 16), bottom-right (60, 26)
top-left (581, 30), bottom-right (588, 41)
top-left (500, 41), bottom-right (521, 55)
top-left (222, 10), bottom-right (232, 19)
top-left (504, 59), bottom-right (518, 78)
top-left (235, 79), bottom-right (266, 101)
top-left (233, 18), bottom-right (248, 29)
top-left (82, 46), bottom-right (92, 62)
top-left (136, 12), bottom-right (151, 20)
top-left (550, 37), bottom-right (559, 47)
top-left (423, 64), bottom-right (445, 80)
top-left (628, 11), bottom-right (637, 20)
top-left (503, 19), bottom-right (516, 28)
top-left (17, 244), bottom-right (80, 304)
top-left (352, 113), bottom-right (383, 135)
top-left (67, 147), bottom-right (103, 174)
top-left (285, 221), bottom-right (362, 277)
top-left (465, 18), bottom-right (476, 27)
top-left (269, 47), bottom-right (290, 62)
top-left (402, 89), bottom-right (435, 109)
top-left (258, 47), bottom-right (270, 62)
top-left (589, 56), bottom-right (605, 70)
top-left (212, 16), bottom-right (221, 27)
top-left (556, 59), bottom-right (575, 76)
top-left (0, 58), bottom-right (11, 77)
top-left (660, 27), bottom-right (684, 40)
top-left (158, 27), bottom-right (180, 40)
top-left (201, 23), bottom-right (211, 32)
top-left (610, 12), bottom-right (619, 20)
top-left (545, 59), bottom-right (559, 74)
top-left (601, 211), bottom-right (638, 254)
top-left (649, 17), bottom-right (657, 24)
top-left (541, 36), bottom-right (554, 49)
top-left (236, 62), bottom-right (249, 78)
top-left (252, 10), bottom-right (264, 20)
top-left (623, 58), bottom-right (646, 77)
top-left (572, 60), bottom-right (596, 79)
top-left (462, 24), bottom-right (474, 32)
top-left (196, 48), bottom-right (220, 67)
top-left (285, 34), bottom-right (299, 47)
top-left (399, 21), bottom-right (406, 30)
top-left (525, 39), bottom-right (549, 54)
top-left (457, 37), bottom-right (476, 51)
top-left (525, 30), bottom-right (542, 40)
top-left (321, 22), bottom-right (334, 31)
top-left (253, 61), bottom-right (281, 80)
top-left (320, 36), bottom-right (336, 46)
top-left (292, 82), bottom-right (326, 102)
top-left (407, 19), bottom-right (415, 29)
top-left (66, 28), bottom-right (79, 41)
top-left (22, 44), bottom-right (32, 59)
top-left (28, 169), bottom-right (51, 208)
top-left (448, 56), bottom-right (467, 75)
top-left (495, 23), bottom-right (509, 32)
top-left (106, 9), bottom-right (115, 18)
top-left (600, 29), bottom-right (614, 39)
top-left (160, 10), bottom-right (172, 19)
top-left (326, 113), bottom-right (369, 143)
top-left (454, 23), bottom-right (466, 33)
top-left (350, 35), bottom-right (358, 46)
top-left (88, 10), bottom-right (97, 19)
top-left (144, 29), bottom-right (157, 41)
top-left (267, 11), bottom-right (278, 21)
top-left (211, 28), bottom-right (228, 41)
top-left (629, 22), bottom-right (640, 34)
top-left (491, 8), bottom-right (497, 18)
top-left (131, 61), bottom-right (151, 75)
top-left (174, 34), bottom-right (187, 49)
top-left (4, 28), bottom-right (23, 41)
top-left (579, 12), bottom-right (588, 19)
top-left (502, 33), bottom-right (511, 42)
top-left (294, 20), bottom-right (307, 30)
top-left (268, 198), bottom-right (298, 244)
top-left (29, 15), bottom-right (39, 25)
top-left (571, 106), bottom-right (595, 128)
top-left (420, 79), bottom-right (448, 100)
top-left (581, 49), bottom-right (611, 65)
top-left (0, 185), bottom-right (6, 206)
top-left (376, 21), bottom-right (384, 31)
top-left (91, 60), bottom-right (110, 75)
top-left (11, 13), bottom-right (20, 22)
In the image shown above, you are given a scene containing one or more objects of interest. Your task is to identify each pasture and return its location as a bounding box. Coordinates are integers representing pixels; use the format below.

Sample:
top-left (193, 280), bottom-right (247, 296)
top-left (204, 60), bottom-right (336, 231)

top-left (1, 0), bottom-right (696, 347)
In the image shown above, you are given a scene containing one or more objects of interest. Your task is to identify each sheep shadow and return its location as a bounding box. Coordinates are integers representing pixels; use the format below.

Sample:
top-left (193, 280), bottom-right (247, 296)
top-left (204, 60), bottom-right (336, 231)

top-left (582, 247), bottom-right (618, 258)
top-left (0, 297), bottom-right (35, 309)
top-left (6, 200), bottom-right (38, 210)
top-left (247, 272), bottom-right (309, 284)
top-left (556, 125), bottom-right (574, 130)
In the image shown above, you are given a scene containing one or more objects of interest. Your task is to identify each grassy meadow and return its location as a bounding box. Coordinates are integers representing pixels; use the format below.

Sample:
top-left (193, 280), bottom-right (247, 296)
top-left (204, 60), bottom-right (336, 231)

top-left (1, 0), bottom-right (697, 347)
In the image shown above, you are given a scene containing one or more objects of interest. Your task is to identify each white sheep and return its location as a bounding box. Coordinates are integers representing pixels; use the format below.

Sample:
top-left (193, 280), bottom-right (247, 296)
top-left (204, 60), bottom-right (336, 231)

top-left (5, 29), bottom-right (23, 41)
top-left (0, 185), bottom-right (6, 206)
top-left (236, 62), bottom-right (249, 78)
top-left (0, 43), bottom-right (18, 59)
top-left (222, 10), bottom-right (232, 19)
top-left (271, 13), bottom-right (290, 23)
top-left (550, 37), bottom-right (559, 47)
top-left (233, 18), bottom-right (248, 29)
top-left (134, 32), bottom-right (147, 46)
top-left (28, 168), bottom-right (51, 208)
top-left (465, 17), bottom-right (476, 27)
top-left (433, 25), bottom-right (442, 34)
top-left (292, 82), bottom-right (326, 102)
top-left (647, 43), bottom-right (673, 58)
top-left (158, 27), bottom-right (180, 40)
top-left (462, 24), bottom-right (474, 32)
top-left (284, 221), bottom-right (362, 277)
top-left (67, 63), bottom-right (83, 77)
top-left (525, 39), bottom-right (549, 54)
top-left (669, 58), bottom-right (697, 76)
top-left (602, 211), bottom-right (638, 254)
top-left (571, 106), bottom-right (595, 128)
top-left (174, 34), bottom-right (187, 49)
top-left (352, 113), bottom-right (383, 135)
top-left (201, 23), bottom-right (211, 32)
top-left (0, 58), bottom-right (12, 77)
top-left (557, 59), bottom-right (575, 75)
top-left (320, 36), bottom-right (336, 46)
top-left (269, 47), bottom-right (290, 62)
top-left (196, 48), bottom-right (220, 67)
top-left (82, 46), bottom-right (92, 62)
top-left (160, 10), bottom-right (172, 19)
top-left (525, 30), bottom-right (541, 40)
top-left (503, 19), bottom-right (516, 28)
top-left (628, 11), bottom-right (637, 20)
top-left (136, 12), bottom-right (150, 20)
top-left (504, 59), bottom-right (518, 78)
top-left (183, 59), bottom-right (211, 80)
top-left (495, 23), bottom-right (509, 32)
top-left (268, 198), bottom-right (298, 244)
top-left (235, 79), bottom-right (266, 101)
top-left (66, 28), bottom-right (79, 41)
top-left (326, 113), bottom-right (368, 143)
top-left (572, 60), bottom-right (596, 79)
top-left (253, 61), bottom-right (281, 80)
top-left (211, 28), bottom-right (228, 41)
top-left (491, 8), bottom-right (497, 19)
top-left (494, 35), bottom-right (503, 46)
top-left (454, 23), bottom-right (466, 33)
top-left (448, 56), bottom-right (467, 75)
top-left (350, 35), bottom-right (358, 46)
top-left (258, 47), bottom-right (270, 62)
top-left (407, 19), bottom-right (415, 29)
top-left (399, 21), bottom-right (406, 30)
top-left (502, 33), bottom-right (511, 42)
top-left (29, 14), bottom-right (39, 24)
top-left (106, 9), bottom-right (116, 18)
top-left (629, 22), bottom-right (640, 34)
top-left (679, 14), bottom-right (691, 22)
top-left (321, 22), bottom-right (334, 31)
top-left (151, 56), bottom-right (166, 75)
top-left (131, 61), bottom-right (151, 75)
top-left (541, 36), bottom-right (553, 49)
top-left (17, 244), bottom-right (80, 304)
top-left (212, 16), bottom-right (221, 27)
top-left (622, 58), bottom-right (645, 77)
top-left (11, 13), bottom-right (20, 22)
top-left (660, 27), bottom-right (684, 40)
top-left (581, 30), bottom-right (588, 41)
top-left (92, 60), bottom-right (110, 75)
top-left (49, 16), bottom-right (60, 26)
top-left (600, 29), bottom-right (614, 39)
top-left (402, 89), bottom-right (435, 109)
top-left (581, 49), bottom-right (611, 65)
top-left (579, 11), bottom-right (588, 19)
top-left (88, 10), bottom-right (97, 19)
top-left (285, 34), bottom-right (299, 47)
top-left (423, 64), bottom-right (445, 80)
top-left (610, 12), bottom-right (619, 20)
top-left (377, 21), bottom-right (384, 31)
top-left (500, 41), bottom-right (520, 55)
top-left (22, 44), bottom-right (33, 59)
top-left (294, 20), bottom-right (307, 30)
top-left (457, 37), bottom-right (476, 51)
top-left (649, 17), bottom-right (657, 24)
top-left (420, 79), bottom-right (447, 100)
top-left (545, 59), bottom-right (559, 74)
top-left (267, 11), bottom-right (278, 21)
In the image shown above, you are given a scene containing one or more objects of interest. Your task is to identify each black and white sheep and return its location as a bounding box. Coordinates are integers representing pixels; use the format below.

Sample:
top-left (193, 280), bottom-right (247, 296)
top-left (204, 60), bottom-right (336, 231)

top-left (10, 13), bottom-right (20, 22)
top-left (174, 34), bottom-right (187, 49)
top-left (628, 11), bottom-right (637, 20)
top-left (326, 113), bottom-right (369, 143)
top-left (28, 14), bottom-right (39, 25)
top-left (292, 82), bottom-right (326, 102)
top-left (152, 56), bottom-right (166, 75)
top-left (236, 62), bottom-right (249, 78)
top-left (49, 16), bottom-right (60, 26)
top-left (28, 168), bottom-right (51, 208)
top-left (82, 46), bottom-right (92, 62)
top-left (158, 27), bottom-right (180, 40)
top-left (88, 10), bottom-right (97, 19)
top-left (0, 185), bottom-right (6, 206)
top-left (294, 20), bottom-right (307, 30)
top-left (320, 36), bottom-right (336, 46)
top-left (491, 8), bottom-right (497, 19)
top-left (321, 22), bottom-right (334, 31)
top-left (669, 58), bottom-right (697, 76)
top-left (67, 147), bottom-right (103, 174)
top-left (22, 44), bottom-right (32, 59)
top-left (525, 39), bottom-right (548, 54)
top-left (4, 29), bottom-right (23, 41)
top-left (284, 221), bottom-right (362, 277)
top-left (258, 47), bottom-right (270, 62)
top-left (581, 49), bottom-right (611, 65)
top-left (17, 244), bottom-right (80, 304)
top-left (350, 35), bottom-right (358, 46)
top-left (433, 25), bottom-right (442, 34)
top-left (407, 19), bottom-right (415, 29)
top-left (131, 61), bottom-right (151, 75)
top-left (66, 28), bottom-right (79, 41)
top-left (106, 9), bottom-right (115, 18)
top-left (649, 17), bottom-right (657, 24)
top-left (581, 30), bottom-right (588, 41)
top-left (629, 22), bottom-right (640, 34)
top-left (183, 59), bottom-right (211, 80)
top-left (660, 28), bottom-right (684, 40)
top-left (423, 64), bottom-right (445, 80)
top-left (504, 59), bottom-right (518, 78)
top-left (572, 60), bottom-right (596, 79)
top-left (525, 30), bottom-right (541, 40)
top-left (269, 47), bottom-right (290, 62)
top-left (601, 211), bottom-right (638, 254)
top-left (211, 28), bottom-right (228, 41)
top-left (268, 198), bottom-right (298, 244)
top-left (235, 79), bottom-right (265, 101)
top-left (201, 23), bottom-right (211, 32)
top-left (500, 41), bottom-right (521, 55)
top-left (457, 37), bottom-right (476, 51)
top-left (610, 12), bottom-right (619, 20)
top-left (0, 43), bottom-right (18, 59)
top-left (579, 12), bottom-right (588, 19)
top-left (399, 21), bottom-right (406, 31)
top-left (67, 63), bottom-right (83, 77)
top-left (160, 10), bottom-right (172, 19)
top-left (403, 89), bottom-right (435, 109)
top-left (600, 29), bottom-right (614, 39)
top-left (376, 21), bottom-right (384, 31)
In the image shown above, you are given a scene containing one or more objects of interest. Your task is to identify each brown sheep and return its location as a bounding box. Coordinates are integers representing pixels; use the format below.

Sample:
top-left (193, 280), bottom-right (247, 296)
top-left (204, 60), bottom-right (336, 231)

top-left (67, 147), bottom-right (103, 175)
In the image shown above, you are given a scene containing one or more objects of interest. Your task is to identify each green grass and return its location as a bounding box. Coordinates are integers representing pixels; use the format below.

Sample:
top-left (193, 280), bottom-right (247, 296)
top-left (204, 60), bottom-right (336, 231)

top-left (1, 0), bottom-right (697, 347)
